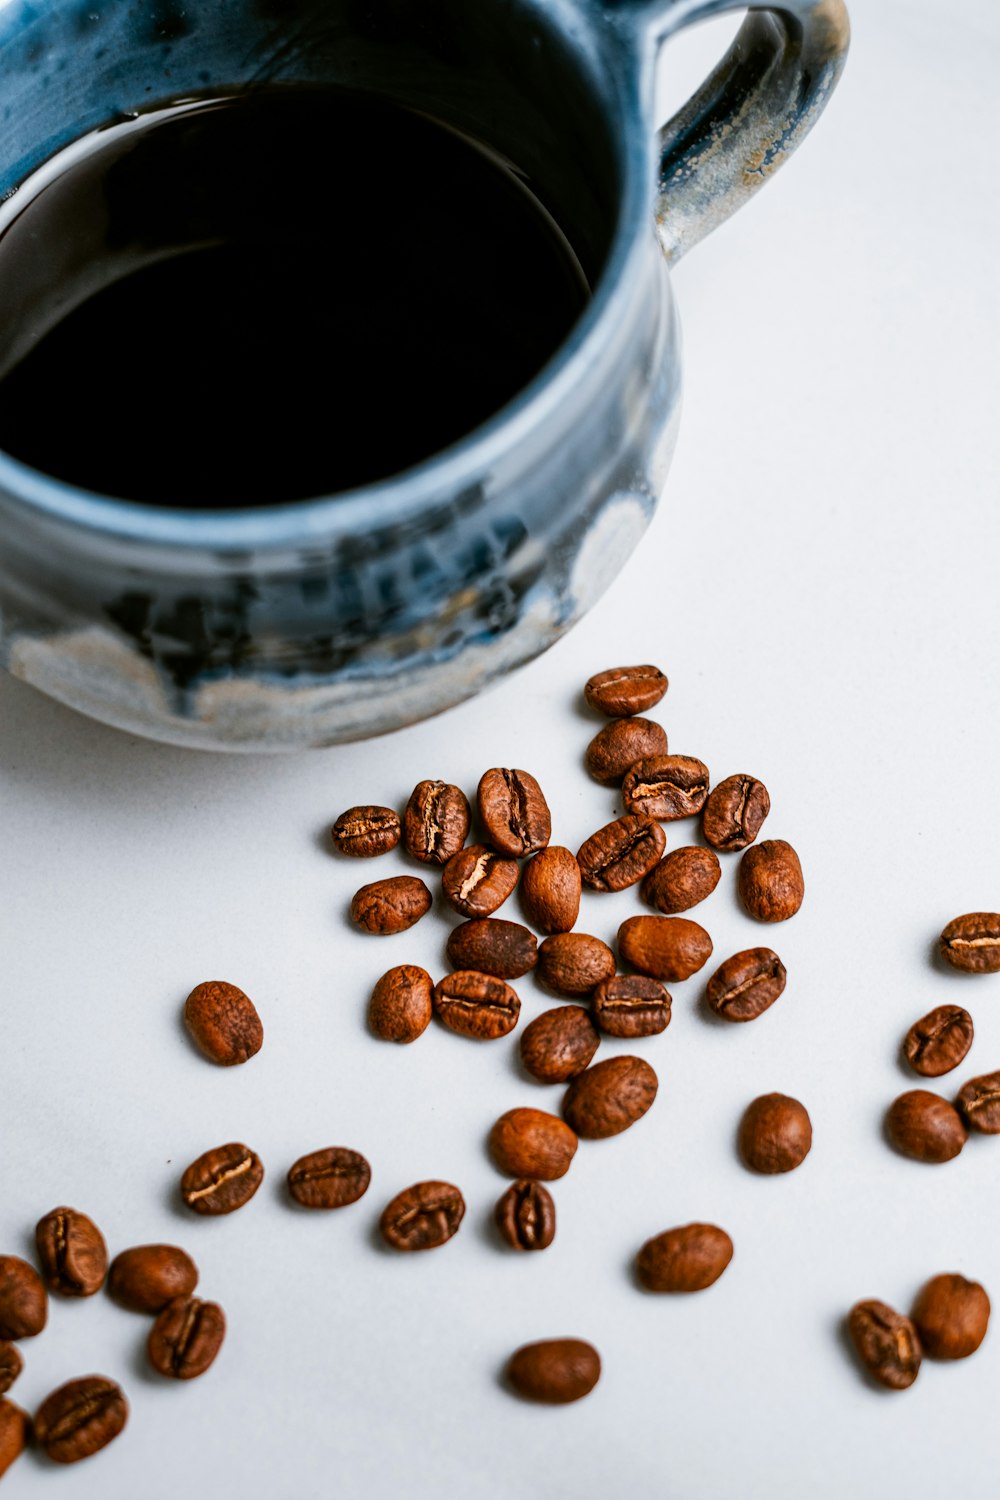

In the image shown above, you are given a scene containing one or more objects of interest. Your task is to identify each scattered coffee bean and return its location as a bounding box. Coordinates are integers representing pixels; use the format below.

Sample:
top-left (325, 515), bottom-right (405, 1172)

top-left (34, 1375), bottom-right (128, 1464)
top-left (622, 755), bottom-right (710, 821)
top-left (489, 1108), bottom-right (578, 1180)
top-left (903, 1005), bottom-right (973, 1078)
top-left (885, 1091), bottom-right (968, 1163)
top-left (446, 918), bottom-right (538, 980)
top-left (519, 1006), bottom-right (600, 1084)
top-left (477, 768), bottom-right (551, 856)
top-left (737, 839), bottom-right (804, 922)
top-left (183, 980), bottom-right (263, 1067)
top-left (591, 975), bottom-right (671, 1038)
top-left (350, 875), bottom-right (433, 935)
top-left (738, 1094), bottom-right (812, 1173)
top-left (702, 774), bottom-right (770, 851)
top-left (847, 1301), bottom-right (922, 1389)
top-left (379, 1181), bottom-right (465, 1251)
top-left (519, 847), bottom-right (582, 934)
top-left (939, 912), bottom-right (1000, 974)
top-left (584, 664), bottom-right (667, 718)
top-left (368, 964), bottom-right (434, 1044)
top-left (0, 1399), bottom-right (28, 1480)
top-left (562, 1055), bottom-right (657, 1139)
top-left (538, 933), bottom-right (616, 996)
top-left (585, 717), bottom-right (668, 785)
top-left (107, 1246), bottom-right (199, 1314)
top-left (506, 1338), bottom-right (600, 1403)
top-left (433, 971), bottom-right (521, 1039)
top-left (0, 1345), bottom-right (22, 1396)
top-left (956, 1070), bottom-right (1000, 1133)
top-left (618, 915), bottom-right (712, 983)
top-left (494, 1180), bottom-right (556, 1251)
top-left (180, 1142), bottom-right (264, 1215)
top-left (442, 844), bottom-right (519, 918)
top-left (403, 780), bottom-right (471, 865)
top-left (643, 846), bottom-right (721, 914)
top-left (0, 1256), bottom-right (47, 1340)
top-left (577, 815), bottom-right (665, 892)
top-left (35, 1207), bottom-right (108, 1297)
top-left (331, 805), bottom-right (401, 858)
top-left (287, 1147), bottom-right (372, 1209)
top-left (636, 1223), bottom-right (733, 1292)
top-left (148, 1296), bottom-right (226, 1379)
top-left (911, 1273), bottom-right (990, 1360)
top-left (705, 948), bottom-right (786, 1022)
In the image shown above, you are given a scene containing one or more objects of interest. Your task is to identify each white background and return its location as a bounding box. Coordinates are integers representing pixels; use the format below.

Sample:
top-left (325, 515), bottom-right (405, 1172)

top-left (2, 0), bottom-right (1000, 1494)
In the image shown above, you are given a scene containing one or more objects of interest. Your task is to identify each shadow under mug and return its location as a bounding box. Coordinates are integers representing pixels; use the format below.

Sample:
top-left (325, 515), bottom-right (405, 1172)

top-left (0, 0), bottom-right (849, 751)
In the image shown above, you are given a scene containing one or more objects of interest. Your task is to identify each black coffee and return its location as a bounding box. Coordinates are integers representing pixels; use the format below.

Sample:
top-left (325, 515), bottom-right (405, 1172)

top-left (0, 87), bottom-right (588, 508)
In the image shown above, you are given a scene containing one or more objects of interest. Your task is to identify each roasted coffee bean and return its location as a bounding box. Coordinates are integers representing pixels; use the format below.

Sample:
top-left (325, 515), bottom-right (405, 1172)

top-left (643, 846), bottom-right (721, 914)
top-left (148, 1296), bottom-right (225, 1379)
top-left (489, 1108), bottom-right (578, 1179)
top-left (350, 876), bottom-right (432, 935)
top-left (562, 1056), bottom-right (658, 1139)
top-left (618, 915), bottom-right (712, 983)
top-left (34, 1376), bottom-right (128, 1464)
top-left (403, 780), bottom-right (470, 865)
top-left (35, 1208), bottom-right (108, 1297)
top-left (368, 965), bottom-right (434, 1044)
top-left (433, 971), bottom-right (521, 1039)
top-left (847, 1301), bottom-right (922, 1389)
top-left (538, 933), bottom-right (616, 996)
top-left (885, 1091), bottom-right (968, 1163)
top-left (183, 980), bottom-right (263, 1066)
top-left (287, 1147), bottom-right (371, 1209)
top-left (577, 815), bottom-right (665, 892)
top-left (181, 1142), bottom-right (264, 1215)
top-left (622, 755), bottom-right (710, 821)
top-left (584, 664), bottom-right (667, 718)
top-left (477, 768), bottom-right (551, 857)
top-left (737, 840), bottom-right (804, 922)
top-left (494, 1180), bottom-right (556, 1251)
top-left (331, 804), bottom-right (400, 858)
top-left (0, 1256), bottom-right (46, 1340)
top-left (446, 918), bottom-right (538, 980)
top-left (519, 846), bottom-right (581, 934)
top-left (442, 844), bottom-right (519, 918)
top-left (738, 1094), bottom-right (812, 1173)
top-left (903, 1005), bottom-right (973, 1078)
top-left (702, 774), bottom-right (770, 851)
top-left (520, 1006), bottom-right (600, 1083)
top-left (956, 1070), bottom-right (1000, 1133)
top-left (940, 912), bottom-right (1000, 973)
top-left (592, 975), bottom-right (671, 1038)
top-left (705, 948), bottom-right (786, 1022)
top-left (585, 717), bottom-right (668, 786)
top-left (0, 1345), bottom-right (22, 1396)
top-left (107, 1246), bottom-right (198, 1314)
top-left (379, 1181), bottom-right (465, 1251)
top-left (911, 1273), bottom-right (990, 1360)
top-left (636, 1223), bottom-right (733, 1292)
top-left (0, 1399), bottom-right (28, 1480)
top-left (506, 1339), bottom-right (600, 1403)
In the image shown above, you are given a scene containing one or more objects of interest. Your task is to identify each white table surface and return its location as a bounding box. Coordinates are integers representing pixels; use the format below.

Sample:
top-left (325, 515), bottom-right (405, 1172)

top-left (3, 1), bottom-right (999, 1494)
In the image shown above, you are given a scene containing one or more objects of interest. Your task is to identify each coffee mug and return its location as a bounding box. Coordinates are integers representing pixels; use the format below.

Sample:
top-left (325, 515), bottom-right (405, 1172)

top-left (0, 0), bottom-right (848, 751)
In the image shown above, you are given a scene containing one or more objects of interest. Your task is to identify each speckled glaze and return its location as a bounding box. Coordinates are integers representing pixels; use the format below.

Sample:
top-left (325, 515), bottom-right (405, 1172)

top-left (0, 0), bottom-right (848, 750)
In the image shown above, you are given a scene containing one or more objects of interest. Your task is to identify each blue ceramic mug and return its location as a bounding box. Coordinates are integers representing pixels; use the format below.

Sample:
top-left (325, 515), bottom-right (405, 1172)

top-left (0, 0), bottom-right (848, 750)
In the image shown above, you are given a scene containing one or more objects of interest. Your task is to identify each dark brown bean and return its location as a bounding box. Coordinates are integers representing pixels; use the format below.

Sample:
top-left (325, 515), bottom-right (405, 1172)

top-left (911, 1273), bottom-right (990, 1360)
top-left (403, 780), bottom-right (470, 865)
top-left (738, 1094), bottom-right (812, 1173)
top-left (442, 844), bottom-right (519, 919)
top-left (507, 1339), bottom-right (600, 1403)
top-left (0, 1257), bottom-right (46, 1340)
top-left (446, 919), bottom-right (538, 980)
top-left (538, 933), bottom-right (616, 996)
top-left (331, 804), bottom-right (400, 858)
top-left (738, 840), bottom-right (804, 922)
top-left (183, 980), bottom-right (263, 1066)
top-left (519, 1006), bottom-right (600, 1083)
top-left (433, 971), bottom-right (521, 1040)
top-left (622, 755), bottom-right (710, 821)
top-left (643, 846), bottom-right (721, 914)
top-left (577, 815), bottom-right (665, 892)
top-left (379, 1181), bottom-right (465, 1251)
top-left (956, 1070), bottom-right (1000, 1133)
top-left (477, 768), bottom-right (551, 856)
top-left (940, 912), bottom-right (1000, 973)
top-left (107, 1246), bottom-right (198, 1314)
top-left (180, 1142), bottom-right (264, 1215)
top-left (585, 718), bottom-right (668, 785)
top-left (148, 1297), bottom-right (225, 1380)
top-left (702, 774), bottom-right (770, 851)
top-left (368, 965), bottom-right (434, 1043)
top-left (287, 1147), bottom-right (372, 1209)
top-left (903, 1005), bottom-right (973, 1078)
top-left (35, 1208), bottom-right (108, 1297)
top-left (562, 1056), bottom-right (657, 1139)
top-left (636, 1223), bottom-right (733, 1292)
top-left (886, 1091), bottom-right (968, 1163)
top-left (584, 664), bottom-right (667, 718)
top-left (519, 847), bottom-right (581, 934)
top-left (618, 915), bottom-right (712, 983)
top-left (848, 1301), bottom-right (922, 1389)
top-left (0, 1398), bottom-right (28, 1479)
top-left (34, 1376), bottom-right (128, 1464)
top-left (350, 876), bottom-right (432, 935)
top-left (0, 1345), bottom-right (22, 1397)
top-left (592, 975), bottom-right (671, 1038)
top-left (705, 948), bottom-right (786, 1022)
top-left (489, 1108), bottom-right (578, 1180)
top-left (494, 1181), bottom-right (556, 1251)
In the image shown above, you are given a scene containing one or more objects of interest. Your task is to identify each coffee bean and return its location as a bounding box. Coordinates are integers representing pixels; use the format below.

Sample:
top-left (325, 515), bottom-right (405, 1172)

top-left (148, 1296), bottom-right (225, 1379)
top-left (34, 1376), bottom-right (128, 1464)
top-left (403, 780), bottom-right (470, 865)
top-left (489, 1108), bottom-right (578, 1179)
top-left (618, 915), bottom-right (712, 983)
top-left (0, 1399), bottom-right (28, 1480)
top-left (585, 718), bottom-right (668, 786)
top-left (433, 971), bottom-right (521, 1039)
top-left (519, 846), bottom-right (581, 934)
top-left (0, 1256), bottom-right (46, 1340)
top-left (520, 1006), bottom-right (600, 1083)
top-left (738, 1094), bottom-right (812, 1173)
top-left (705, 948), bottom-right (786, 1022)
top-left (0, 1345), bottom-right (22, 1396)
top-left (885, 1091), bottom-right (968, 1163)
top-left (538, 933), bottom-right (616, 996)
top-left (442, 844), bottom-right (519, 918)
top-left (848, 1302), bottom-right (922, 1389)
top-left (368, 965), bottom-right (434, 1043)
top-left (183, 980), bottom-right (263, 1066)
top-left (287, 1147), bottom-right (372, 1209)
top-left (622, 755), bottom-right (710, 821)
top-left (350, 876), bottom-right (432, 935)
top-left (477, 768), bottom-right (551, 857)
top-left (446, 918), bottom-right (538, 980)
top-left (591, 975), bottom-right (671, 1038)
top-left (506, 1339), bottom-right (600, 1403)
top-left (956, 1070), bottom-right (1000, 1132)
top-left (331, 804), bottom-right (400, 858)
top-left (643, 846), bottom-right (721, 914)
top-left (940, 912), bottom-right (1000, 973)
top-left (737, 839), bottom-right (804, 923)
top-left (702, 774), bottom-right (770, 851)
top-left (181, 1142), bottom-right (264, 1215)
top-left (494, 1181), bottom-right (556, 1251)
top-left (379, 1181), bottom-right (465, 1251)
top-left (903, 1005), bottom-right (973, 1078)
top-left (107, 1246), bottom-right (198, 1314)
top-left (911, 1273), bottom-right (990, 1360)
top-left (35, 1208), bottom-right (108, 1297)
top-left (577, 815), bottom-right (665, 892)
top-left (584, 664), bottom-right (668, 718)
top-left (636, 1224), bottom-right (733, 1292)
top-left (562, 1055), bottom-right (657, 1139)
